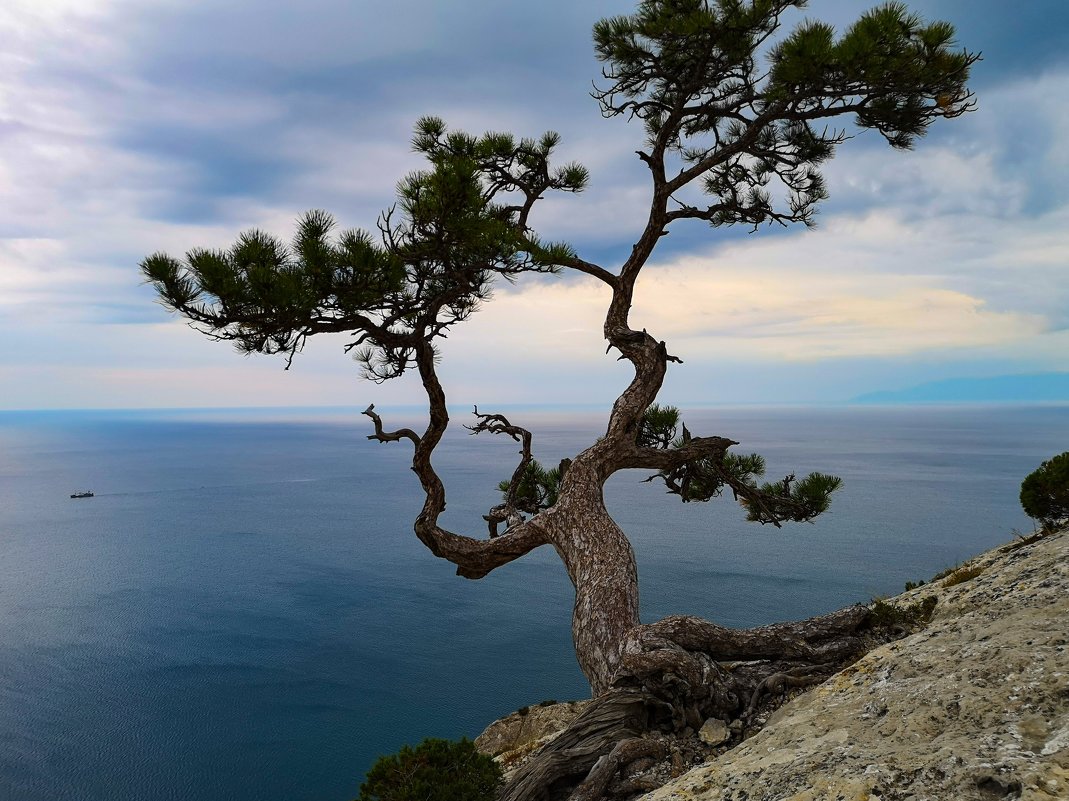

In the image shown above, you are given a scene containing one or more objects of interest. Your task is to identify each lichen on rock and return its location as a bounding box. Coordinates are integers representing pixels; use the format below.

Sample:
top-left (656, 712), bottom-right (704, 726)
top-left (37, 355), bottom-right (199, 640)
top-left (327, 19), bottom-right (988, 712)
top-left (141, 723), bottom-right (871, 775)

top-left (638, 528), bottom-right (1069, 801)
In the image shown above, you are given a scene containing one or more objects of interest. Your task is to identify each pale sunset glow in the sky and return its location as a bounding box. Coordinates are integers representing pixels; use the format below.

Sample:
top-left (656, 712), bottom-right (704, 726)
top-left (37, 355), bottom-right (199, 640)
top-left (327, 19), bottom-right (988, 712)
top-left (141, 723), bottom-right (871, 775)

top-left (2, 0), bottom-right (1067, 409)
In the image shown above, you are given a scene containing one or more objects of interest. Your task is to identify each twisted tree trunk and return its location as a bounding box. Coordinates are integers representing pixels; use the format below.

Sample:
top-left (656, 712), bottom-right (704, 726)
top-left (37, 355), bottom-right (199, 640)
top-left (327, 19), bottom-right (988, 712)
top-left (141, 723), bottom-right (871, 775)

top-left (357, 273), bottom-right (889, 801)
top-left (359, 115), bottom-right (899, 799)
top-left (490, 437), bottom-right (887, 800)
top-left (497, 600), bottom-right (885, 801)
top-left (540, 462), bottom-right (641, 696)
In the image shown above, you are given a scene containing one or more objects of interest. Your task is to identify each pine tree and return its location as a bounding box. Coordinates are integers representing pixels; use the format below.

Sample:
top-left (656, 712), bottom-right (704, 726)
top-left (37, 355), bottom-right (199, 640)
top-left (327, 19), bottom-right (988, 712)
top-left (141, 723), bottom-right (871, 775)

top-left (144, 3), bottom-right (977, 798)
top-left (1020, 452), bottom-right (1069, 531)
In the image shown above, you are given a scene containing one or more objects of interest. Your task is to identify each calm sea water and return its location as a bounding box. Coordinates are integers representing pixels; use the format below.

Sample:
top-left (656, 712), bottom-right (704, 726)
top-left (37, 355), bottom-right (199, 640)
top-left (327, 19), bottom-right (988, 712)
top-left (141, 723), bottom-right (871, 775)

top-left (1, 404), bottom-right (1066, 801)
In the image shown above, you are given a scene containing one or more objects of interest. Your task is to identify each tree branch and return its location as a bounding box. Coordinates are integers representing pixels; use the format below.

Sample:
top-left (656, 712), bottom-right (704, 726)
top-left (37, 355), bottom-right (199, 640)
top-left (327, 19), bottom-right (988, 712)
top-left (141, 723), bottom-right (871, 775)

top-left (632, 606), bottom-right (870, 664)
top-left (419, 520), bottom-right (553, 579)
top-left (362, 404), bottom-right (421, 446)
top-left (467, 407), bottom-right (536, 536)
top-left (625, 435), bottom-right (737, 472)
top-left (556, 255), bottom-right (619, 288)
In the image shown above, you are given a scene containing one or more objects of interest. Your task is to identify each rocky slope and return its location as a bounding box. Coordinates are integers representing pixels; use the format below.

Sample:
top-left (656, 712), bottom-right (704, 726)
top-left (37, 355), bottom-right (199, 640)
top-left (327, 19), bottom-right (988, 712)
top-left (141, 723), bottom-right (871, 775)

top-left (476, 700), bottom-right (592, 773)
top-left (639, 528), bottom-right (1069, 801)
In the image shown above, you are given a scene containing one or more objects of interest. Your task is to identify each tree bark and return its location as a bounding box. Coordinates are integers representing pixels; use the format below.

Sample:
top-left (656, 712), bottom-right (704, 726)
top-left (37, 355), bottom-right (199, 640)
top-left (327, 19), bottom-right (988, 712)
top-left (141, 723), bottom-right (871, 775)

top-left (498, 689), bottom-right (656, 801)
top-left (496, 600), bottom-right (893, 801)
top-left (539, 460), bottom-right (641, 696)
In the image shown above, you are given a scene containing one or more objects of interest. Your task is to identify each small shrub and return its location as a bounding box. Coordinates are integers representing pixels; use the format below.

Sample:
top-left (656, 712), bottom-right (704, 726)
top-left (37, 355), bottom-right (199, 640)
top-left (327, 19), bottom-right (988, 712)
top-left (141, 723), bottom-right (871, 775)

top-left (903, 579), bottom-right (926, 591)
top-left (1020, 452), bottom-right (1069, 531)
top-left (916, 595), bottom-right (938, 621)
top-left (866, 596), bottom-right (937, 629)
top-left (942, 564), bottom-right (984, 587)
top-left (357, 738), bottom-right (502, 801)
top-left (930, 564), bottom-right (960, 581)
top-left (1002, 528), bottom-right (1047, 552)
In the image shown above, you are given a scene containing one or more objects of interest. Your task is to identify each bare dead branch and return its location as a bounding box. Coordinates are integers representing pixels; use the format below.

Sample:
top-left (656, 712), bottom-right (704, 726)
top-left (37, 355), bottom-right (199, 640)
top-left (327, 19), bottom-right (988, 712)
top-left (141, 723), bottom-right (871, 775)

top-left (467, 406), bottom-right (537, 531)
top-left (744, 668), bottom-right (825, 721)
top-left (361, 404), bottom-right (421, 446)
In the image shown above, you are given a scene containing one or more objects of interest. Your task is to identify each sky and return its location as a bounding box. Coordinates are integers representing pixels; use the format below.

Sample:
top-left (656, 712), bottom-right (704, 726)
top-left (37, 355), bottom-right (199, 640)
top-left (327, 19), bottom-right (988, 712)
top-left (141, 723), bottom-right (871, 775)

top-left (1, 0), bottom-right (1067, 410)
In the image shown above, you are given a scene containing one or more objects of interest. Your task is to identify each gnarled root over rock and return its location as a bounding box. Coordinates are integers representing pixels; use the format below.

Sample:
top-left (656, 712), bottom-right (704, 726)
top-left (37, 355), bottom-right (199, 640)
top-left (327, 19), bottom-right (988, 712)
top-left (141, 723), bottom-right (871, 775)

top-left (497, 603), bottom-right (926, 801)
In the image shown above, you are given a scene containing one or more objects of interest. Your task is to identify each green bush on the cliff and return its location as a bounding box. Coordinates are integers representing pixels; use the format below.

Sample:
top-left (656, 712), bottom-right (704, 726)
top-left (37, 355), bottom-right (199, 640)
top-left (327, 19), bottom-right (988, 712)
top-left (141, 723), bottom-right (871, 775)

top-left (357, 738), bottom-right (501, 801)
top-left (1020, 452), bottom-right (1069, 531)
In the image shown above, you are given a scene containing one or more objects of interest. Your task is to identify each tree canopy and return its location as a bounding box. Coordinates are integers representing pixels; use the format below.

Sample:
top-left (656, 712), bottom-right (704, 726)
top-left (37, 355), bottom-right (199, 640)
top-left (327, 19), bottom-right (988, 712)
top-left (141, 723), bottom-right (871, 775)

top-left (1020, 452), bottom-right (1069, 531)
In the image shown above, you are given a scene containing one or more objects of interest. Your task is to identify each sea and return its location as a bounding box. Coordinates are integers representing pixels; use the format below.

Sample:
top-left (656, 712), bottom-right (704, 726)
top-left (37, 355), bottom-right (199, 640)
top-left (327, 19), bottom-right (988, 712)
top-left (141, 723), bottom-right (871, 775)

top-left (0, 403), bottom-right (1066, 801)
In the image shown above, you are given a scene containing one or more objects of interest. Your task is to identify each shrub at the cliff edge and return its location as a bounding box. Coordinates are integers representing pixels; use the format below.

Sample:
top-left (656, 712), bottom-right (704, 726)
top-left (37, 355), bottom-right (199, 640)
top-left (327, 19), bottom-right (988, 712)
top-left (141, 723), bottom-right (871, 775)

top-left (1020, 452), bottom-right (1069, 531)
top-left (357, 738), bottom-right (501, 801)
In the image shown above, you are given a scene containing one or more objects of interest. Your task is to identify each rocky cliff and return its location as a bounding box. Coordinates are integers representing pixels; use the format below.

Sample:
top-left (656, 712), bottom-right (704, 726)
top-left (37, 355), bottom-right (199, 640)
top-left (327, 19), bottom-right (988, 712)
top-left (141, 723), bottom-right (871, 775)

top-left (477, 529), bottom-right (1068, 800)
top-left (639, 528), bottom-right (1068, 801)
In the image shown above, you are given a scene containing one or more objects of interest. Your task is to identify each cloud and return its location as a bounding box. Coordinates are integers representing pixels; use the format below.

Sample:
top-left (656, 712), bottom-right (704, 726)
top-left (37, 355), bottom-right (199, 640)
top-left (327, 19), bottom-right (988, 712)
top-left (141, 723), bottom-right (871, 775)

top-left (446, 203), bottom-right (1060, 368)
top-left (634, 276), bottom-right (1043, 362)
top-left (0, 239), bottom-right (70, 305)
top-left (823, 68), bottom-right (1069, 217)
top-left (0, 318), bottom-right (428, 410)
top-left (2, 0), bottom-right (1068, 408)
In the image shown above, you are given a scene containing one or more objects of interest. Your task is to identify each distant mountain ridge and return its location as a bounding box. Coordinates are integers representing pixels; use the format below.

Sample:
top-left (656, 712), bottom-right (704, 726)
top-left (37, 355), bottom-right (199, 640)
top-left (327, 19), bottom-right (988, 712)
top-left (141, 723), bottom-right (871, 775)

top-left (854, 373), bottom-right (1069, 404)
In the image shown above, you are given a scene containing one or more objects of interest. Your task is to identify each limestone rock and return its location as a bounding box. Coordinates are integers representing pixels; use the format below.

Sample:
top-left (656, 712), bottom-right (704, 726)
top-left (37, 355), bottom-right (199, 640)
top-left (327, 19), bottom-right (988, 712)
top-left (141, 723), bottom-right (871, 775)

top-left (698, 719), bottom-right (730, 747)
top-left (475, 699), bottom-right (591, 776)
top-left (639, 529), bottom-right (1069, 801)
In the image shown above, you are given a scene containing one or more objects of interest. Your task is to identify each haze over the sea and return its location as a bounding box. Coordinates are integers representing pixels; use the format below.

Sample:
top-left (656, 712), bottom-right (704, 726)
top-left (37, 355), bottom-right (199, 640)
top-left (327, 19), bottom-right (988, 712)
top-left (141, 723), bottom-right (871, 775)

top-left (855, 372), bottom-right (1069, 404)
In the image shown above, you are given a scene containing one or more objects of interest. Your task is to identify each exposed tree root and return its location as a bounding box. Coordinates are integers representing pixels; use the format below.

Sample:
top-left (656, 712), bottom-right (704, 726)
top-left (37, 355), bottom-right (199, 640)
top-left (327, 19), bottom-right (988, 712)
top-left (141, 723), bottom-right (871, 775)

top-left (569, 737), bottom-right (667, 801)
top-left (743, 667), bottom-right (826, 722)
top-left (499, 690), bottom-right (660, 801)
top-left (498, 602), bottom-right (922, 801)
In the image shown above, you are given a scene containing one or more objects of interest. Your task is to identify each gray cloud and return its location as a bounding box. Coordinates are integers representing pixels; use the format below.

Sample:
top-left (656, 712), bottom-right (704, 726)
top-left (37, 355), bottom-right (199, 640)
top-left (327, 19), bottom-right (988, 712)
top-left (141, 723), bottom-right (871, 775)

top-left (1, 0), bottom-right (1067, 408)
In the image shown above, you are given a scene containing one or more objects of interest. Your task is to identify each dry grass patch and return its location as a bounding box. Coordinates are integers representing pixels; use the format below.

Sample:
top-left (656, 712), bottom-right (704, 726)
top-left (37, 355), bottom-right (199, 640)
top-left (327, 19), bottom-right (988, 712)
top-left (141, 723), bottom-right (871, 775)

top-left (941, 564), bottom-right (985, 587)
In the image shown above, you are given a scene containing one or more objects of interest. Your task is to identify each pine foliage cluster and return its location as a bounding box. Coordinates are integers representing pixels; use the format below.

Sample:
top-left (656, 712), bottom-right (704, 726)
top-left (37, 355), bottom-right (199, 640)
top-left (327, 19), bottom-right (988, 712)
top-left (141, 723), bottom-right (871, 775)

top-left (143, 118), bottom-right (586, 378)
top-left (1020, 452), bottom-right (1069, 531)
top-left (498, 460), bottom-right (565, 513)
top-left (637, 404), bottom-right (841, 523)
top-left (356, 738), bottom-right (501, 801)
top-left (592, 0), bottom-right (975, 229)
